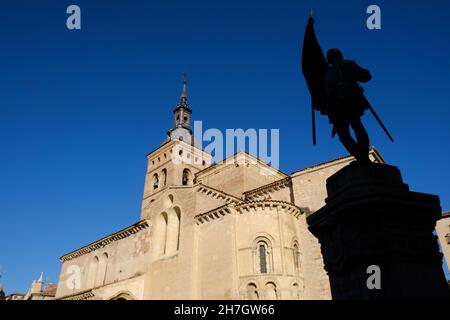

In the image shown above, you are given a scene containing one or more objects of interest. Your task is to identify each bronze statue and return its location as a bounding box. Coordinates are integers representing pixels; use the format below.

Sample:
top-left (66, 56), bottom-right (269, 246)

top-left (302, 15), bottom-right (393, 162)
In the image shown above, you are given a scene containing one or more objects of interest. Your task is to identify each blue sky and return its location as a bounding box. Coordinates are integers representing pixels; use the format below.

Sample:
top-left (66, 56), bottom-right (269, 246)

top-left (1, 1), bottom-right (449, 293)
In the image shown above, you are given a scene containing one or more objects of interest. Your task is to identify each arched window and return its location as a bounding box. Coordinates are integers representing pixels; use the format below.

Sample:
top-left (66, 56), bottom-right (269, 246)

top-left (259, 243), bottom-right (268, 273)
top-left (292, 283), bottom-right (301, 300)
top-left (153, 174), bottom-right (159, 190)
top-left (161, 169), bottom-right (167, 186)
top-left (264, 282), bottom-right (278, 300)
top-left (256, 239), bottom-right (272, 274)
top-left (182, 169), bottom-right (191, 186)
top-left (246, 283), bottom-right (260, 300)
top-left (95, 253), bottom-right (108, 287)
top-left (86, 256), bottom-right (99, 289)
top-left (293, 242), bottom-right (300, 272)
top-left (152, 212), bottom-right (168, 259)
top-left (109, 292), bottom-right (135, 300)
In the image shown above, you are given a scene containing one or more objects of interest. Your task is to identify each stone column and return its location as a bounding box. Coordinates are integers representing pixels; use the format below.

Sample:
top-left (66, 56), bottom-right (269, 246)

top-left (307, 162), bottom-right (449, 300)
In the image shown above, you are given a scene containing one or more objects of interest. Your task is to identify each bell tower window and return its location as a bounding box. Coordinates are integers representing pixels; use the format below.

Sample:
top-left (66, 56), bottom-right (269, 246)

top-left (182, 169), bottom-right (192, 186)
top-left (153, 174), bottom-right (159, 190)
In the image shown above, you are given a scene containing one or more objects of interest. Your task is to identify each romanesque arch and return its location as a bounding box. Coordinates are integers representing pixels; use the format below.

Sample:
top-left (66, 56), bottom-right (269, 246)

top-left (252, 235), bottom-right (274, 274)
top-left (165, 207), bottom-right (181, 255)
top-left (108, 291), bottom-right (136, 300)
top-left (246, 283), bottom-right (260, 300)
top-left (264, 282), bottom-right (278, 300)
top-left (292, 240), bottom-right (300, 273)
top-left (152, 194), bottom-right (182, 259)
top-left (292, 282), bottom-right (301, 300)
top-left (95, 252), bottom-right (108, 287)
top-left (86, 255), bottom-right (99, 289)
top-left (153, 173), bottom-right (159, 190)
top-left (165, 206), bottom-right (181, 255)
top-left (182, 168), bottom-right (192, 186)
top-left (161, 168), bottom-right (167, 186)
top-left (152, 212), bottom-right (168, 259)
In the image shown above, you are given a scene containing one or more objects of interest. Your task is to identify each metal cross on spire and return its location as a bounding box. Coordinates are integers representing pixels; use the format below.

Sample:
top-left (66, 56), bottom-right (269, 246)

top-left (180, 72), bottom-right (188, 106)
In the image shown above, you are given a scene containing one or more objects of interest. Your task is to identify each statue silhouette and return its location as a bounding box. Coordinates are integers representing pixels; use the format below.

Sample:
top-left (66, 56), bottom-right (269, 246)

top-left (302, 16), bottom-right (393, 162)
top-left (325, 48), bottom-right (371, 162)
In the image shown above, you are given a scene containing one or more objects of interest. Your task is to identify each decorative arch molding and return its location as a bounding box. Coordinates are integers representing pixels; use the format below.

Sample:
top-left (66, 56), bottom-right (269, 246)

top-left (245, 282), bottom-right (260, 300)
top-left (108, 291), bottom-right (136, 300)
top-left (151, 211), bottom-right (168, 259)
top-left (252, 235), bottom-right (275, 274)
top-left (239, 279), bottom-right (260, 300)
top-left (95, 252), bottom-right (109, 287)
top-left (261, 277), bottom-right (280, 288)
top-left (151, 198), bottom-right (182, 260)
top-left (290, 237), bottom-right (300, 247)
top-left (291, 239), bottom-right (301, 274)
top-left (165, 206), bottom-right (181, 255)
top-left (251, 233), bottom-right (277, 248)
top-left (263, 281), bottom-right (278, 300)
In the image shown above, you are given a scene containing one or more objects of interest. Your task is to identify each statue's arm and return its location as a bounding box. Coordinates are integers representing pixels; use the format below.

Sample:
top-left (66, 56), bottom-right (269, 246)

top-left (345, 61), bottom-right (372, 83)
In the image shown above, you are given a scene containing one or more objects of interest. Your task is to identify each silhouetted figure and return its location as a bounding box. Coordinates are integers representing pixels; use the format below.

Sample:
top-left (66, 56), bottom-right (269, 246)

top-left (302, 16), bottom-right (393, 162)
top-left (325, 48), bottom-right (371, 162)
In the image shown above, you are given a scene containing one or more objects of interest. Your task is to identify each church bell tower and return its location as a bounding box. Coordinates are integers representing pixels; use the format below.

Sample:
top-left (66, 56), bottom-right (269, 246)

top-left (167, 74), bottom-right (193, 145)
top-left (140, 76), bottom-right (212, 218)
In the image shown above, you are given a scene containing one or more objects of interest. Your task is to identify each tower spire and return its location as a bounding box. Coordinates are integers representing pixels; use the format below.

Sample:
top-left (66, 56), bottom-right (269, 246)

top-left (180, 72), bottom-right (188, 107)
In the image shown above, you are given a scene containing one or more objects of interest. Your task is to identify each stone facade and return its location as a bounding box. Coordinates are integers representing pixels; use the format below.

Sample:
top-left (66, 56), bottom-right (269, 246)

top-left (437, 212), bottom-right (450, 269)
top-left (53, 83), bottom-right (386, 300)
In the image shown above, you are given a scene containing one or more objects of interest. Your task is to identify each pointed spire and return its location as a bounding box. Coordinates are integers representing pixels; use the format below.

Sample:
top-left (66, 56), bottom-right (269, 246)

top-left (37, 272), bottom-right (43, 283)
top-left (180, 73), bottom-right (188, 107)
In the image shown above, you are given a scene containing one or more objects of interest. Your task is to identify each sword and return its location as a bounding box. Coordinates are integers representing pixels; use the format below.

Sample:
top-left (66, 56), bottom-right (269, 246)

top-left (312, 104), bottom-right (317, 146)
top-left (367, 102), bottom-right (394, 143)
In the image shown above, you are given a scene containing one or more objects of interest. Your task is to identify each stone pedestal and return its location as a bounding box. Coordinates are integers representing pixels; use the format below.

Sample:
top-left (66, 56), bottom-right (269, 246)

top-left (307, 162), bottom-right (449, 300)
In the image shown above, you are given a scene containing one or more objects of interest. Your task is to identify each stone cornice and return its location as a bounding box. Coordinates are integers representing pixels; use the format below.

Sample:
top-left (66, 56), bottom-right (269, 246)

top-left (59, 290), bottom-right (95, 300)
top-left (146, 138), bottom-right (207, 159)
top-left (235, 200), bottom-right (302, 218)
top-left (243, 177), bottom-right (292, 201)
top-left (196, 183), bottom-right (242, 204)
top-left (60, 220), bottom-right (149, 262)
top-left (194, 200), bottom-right (303, 225)
top-left (194, 204), bottom-right (233, 225)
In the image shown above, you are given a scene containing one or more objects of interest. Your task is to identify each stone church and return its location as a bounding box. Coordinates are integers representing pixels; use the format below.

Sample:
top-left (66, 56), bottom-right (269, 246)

top-left (54, 81), bottom-right (385, 300)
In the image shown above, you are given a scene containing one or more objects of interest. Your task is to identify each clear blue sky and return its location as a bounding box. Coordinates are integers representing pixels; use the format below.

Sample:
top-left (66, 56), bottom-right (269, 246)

top-left (1, 1), bottom-right (449, 293)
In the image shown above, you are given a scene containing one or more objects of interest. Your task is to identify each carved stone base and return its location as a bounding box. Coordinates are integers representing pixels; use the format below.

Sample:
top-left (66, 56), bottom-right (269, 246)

top-left (307, 162), bottom-right (450, 300)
